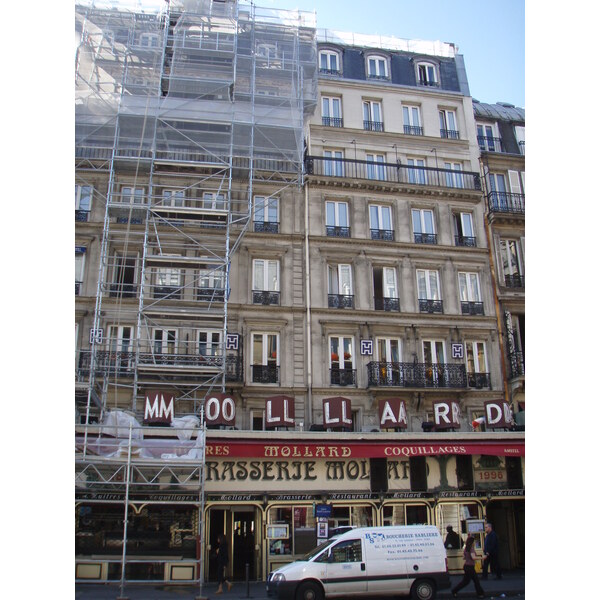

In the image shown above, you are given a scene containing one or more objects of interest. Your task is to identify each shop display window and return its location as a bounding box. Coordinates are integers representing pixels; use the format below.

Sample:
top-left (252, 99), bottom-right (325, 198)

top-left (268, 506), bottom-right (318, 556)
top-left (438, 502), bottom-right (482, 550)
top-left (383, 503), bottom-right (429, 526)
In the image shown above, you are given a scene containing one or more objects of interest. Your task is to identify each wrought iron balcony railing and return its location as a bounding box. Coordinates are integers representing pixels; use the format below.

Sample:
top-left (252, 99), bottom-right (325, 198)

top-left (319, 68), bottom-right (340, 76)
top-left (330, 368), bottom-right (357, 386)
top-left (419, 299), bottom-right (443, 313)
top-left (507, 351), bottom-right (525, 379)
top-left (370, 229), bottom-right (395, 241)
top-left (374, 297), bottom-right (400, 311)
top-left (364, 120), bottom-right (384, 132)
top-left (75, 281), bottom-right (82, 296)
top-left (109, 283), bottom-right (138, 298)
top-left (196, 287), bottom-right (226, 302)
top-left (153, 286), bottom-right (182, 300)
top-left (478, 136), bottom-right (505, 153)
top-left (252, 290), bottom-right (280, 306)
top-left (322, 117), bottom-right (344, 128)
top-left (461, 301), bottom-right (484, 316)
top-left (326, 225), bottom-right (351, 238)
top-left (252, 364), bottom-right (279, 384)
top-left (488, 192), bottom-right (525, 215)
top-left (440, 129), bottom-right (460, 139)
top-left (305, 156), bottom-right (481, 190)
top-left (414, 232), bottom-right (438, 245)
top-left (76, 210), bottom-right (90, 222)
top-left (328, 294), bottom-right (354, 309)
top-left (404, 125), bottom-right (423, 136)
top-left (467, 372), bottom-right (492, 389)
top-left (367, 361), bottom-right (467, 388)
top-left (254, 221), bottom-right (279, 234)
top-left (504, 274), bottom-right (524, 288)
top-left (455, 235), bottom-right (477, 247)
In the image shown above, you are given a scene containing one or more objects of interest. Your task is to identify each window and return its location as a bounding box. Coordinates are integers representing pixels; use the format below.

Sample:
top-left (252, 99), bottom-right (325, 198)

top-left (488, 172), bottom-right (507, 209)
top-left (319, 49), bottom-right (340, 74)
top-left (254, 196), bottom-right (279, 233)
top-left (323, 150), bottom-right (344, 177)
top-left (412, 208), bottom-right (436, 244)
top-left (363, 100), bottom-right (383, 131)
top-left (514, 125), bottom-right (525, 154)
top-left (330, 336), bottom-right (355, 385)
top-left (202, 192), bottom-right (226, 211)
top-left (322, 96), bottom-right (343, 127)
top-left (256, 43), bottom-right (279, 66)
top-left (439, 109), bottom-right (459, 139)
top-left (153, 328), bottom-right (178, 357)
top-left (477, 123), bottom-right (500, 152)
top-left (454, 212), bottom-right (476, 247)
top-left (198, 330), bottom-right (221, 358)
top-left (120, 186), bottom-right (145, 204)
top-left (75, 247), bottom-right (85, 295)
top-left (402, 105), bottom-right (422, 135)
top-left (139, 33), bottom-right (160, 48)
top-left (107, 325), bottom-right (135, 373)
top-left (328, 264), bottom-right (353, 308)
top-left (110, 253), bottom-right (137, 297)
top-left (444, 162), bottom-right (464, 188)
top-left (416, 62), bottom-right (438, 86)
top-left (154, 265), bottom-right (182, 299)
top-left (197, 267), bottom-right (225, 301)
top-left (417, 269), bottom-right (442, 313)
top-left (369, 204), bottom-right (393, 240)
top-left (376, 337), bottom-right (402, 385)
top-left (162, 189), bottom-right (185, 207)
top-left (325, 200), bottom-right (350, 237)
top-left (75, 185), bottom-right (93, 221)
top-left (366, 153), bottom-right (386, 180)
top-left (465, 341), bottom-right (489, 388)
top-left (458, 272), bottom-right (483, 315)
top-left (367, 55), bottom-right (388, 79)
top-left (500, 239), bottom-right (524, 287)
top-left (330, 539), bottom-right (363, 563)
top-left (373, 266), bottom-right (399, 311)
top-left (423, 340), bottom-right (446, 385)
top-left (252, 259), bottom-right (280, 305)
top-left (252, 333), bottom-right (279, 383)
top-left (406, 158), bottom-right (427, 185)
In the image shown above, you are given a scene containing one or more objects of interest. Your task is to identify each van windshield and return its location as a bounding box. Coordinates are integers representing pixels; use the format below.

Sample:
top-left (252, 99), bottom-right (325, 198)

top-left (300, 540), bottom-right (335, 561)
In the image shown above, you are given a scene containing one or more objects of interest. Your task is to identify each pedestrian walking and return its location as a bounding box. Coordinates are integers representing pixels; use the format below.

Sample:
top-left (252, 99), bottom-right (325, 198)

top-left (451, 535), bottom-right (485, 598)
top-left (444, 525), bottom-right (464, 549)
top-left (482, 522), bottom-right (502, 580)
top-left (215, 533), bottom-right (233, 594)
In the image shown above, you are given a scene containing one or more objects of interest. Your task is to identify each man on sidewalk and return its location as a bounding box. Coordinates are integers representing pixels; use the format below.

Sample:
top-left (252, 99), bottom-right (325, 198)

top-left (482, 522), bottom-right (502, 580)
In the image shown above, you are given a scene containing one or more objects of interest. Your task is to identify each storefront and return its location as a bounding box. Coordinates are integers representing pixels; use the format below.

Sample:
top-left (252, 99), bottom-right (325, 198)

top-left (75, 430), bottom-right (524, 582)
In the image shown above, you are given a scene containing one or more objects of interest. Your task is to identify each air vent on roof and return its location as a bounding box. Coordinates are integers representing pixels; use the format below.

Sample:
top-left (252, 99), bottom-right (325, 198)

top-left (497, 102), bottom-right (515, 108)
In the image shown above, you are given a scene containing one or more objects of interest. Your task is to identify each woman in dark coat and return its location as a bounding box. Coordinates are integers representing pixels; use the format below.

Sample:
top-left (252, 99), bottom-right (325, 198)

top-left (451, 535), bottom-right (485, 598)
top-left (215, 533), bottom-right (233, 594)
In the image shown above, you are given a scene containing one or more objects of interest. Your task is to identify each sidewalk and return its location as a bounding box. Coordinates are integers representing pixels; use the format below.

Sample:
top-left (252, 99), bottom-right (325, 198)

top-left (75, 570), bottom-right (524, 599)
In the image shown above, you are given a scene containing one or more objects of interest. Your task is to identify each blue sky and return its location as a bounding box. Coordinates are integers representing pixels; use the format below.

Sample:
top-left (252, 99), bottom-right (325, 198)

top-left (270, 0), bottom-right (525, 108)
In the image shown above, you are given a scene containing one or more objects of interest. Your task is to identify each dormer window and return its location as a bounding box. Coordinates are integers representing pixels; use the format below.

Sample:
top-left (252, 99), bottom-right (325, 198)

top-left (367, 54), bottom-right (389, 80)
top-left (416, 61), bottom-right (438, 86)
top-left (319, 49), bottom-right (340, 75)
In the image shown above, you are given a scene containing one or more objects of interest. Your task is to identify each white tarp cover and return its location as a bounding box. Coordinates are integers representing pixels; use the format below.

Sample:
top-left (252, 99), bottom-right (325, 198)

top-left (100, 410), bottom-right (143, 439)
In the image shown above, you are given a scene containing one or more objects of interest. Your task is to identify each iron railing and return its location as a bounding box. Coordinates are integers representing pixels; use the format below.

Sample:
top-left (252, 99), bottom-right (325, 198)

top-left (478, 136), bottom-right (504, 153)
top-left (254, 221), bottom-right (279, 234)
top-left (364, 120), bottom-right (384, 132)
top-left (371, 229), bottom-right (395, 241)
top-left (455, 235), bottom-right (477, 247)
top-left (488, 192), bottom-right (525, 215)
top-left (374, 297), bottom-right (400, 311)
top-left (252, 290), bottom-right (280, 305)
top-left (252, 364), bottom-right (279, 384)
top-left (461, 301), bottom-right (484, 316)
top-left (322, 117), bottom-right (344, 127)
top-left (414, 232), bottom-right (438, 245)
top-left (326, 225), bottom-right (351, 238)
top-left (328, 294), bottom-right (354, 309)
top-left (404, 125), bottom-right (423, 136)
top-left (76, 210), bottom-right (90, 222)
top-left (504, 274), bottom-right (524, 288)
top-left (418, 299), bottom-right (444, 313)
top-left (440, 129), bottom-right (460, 139)
top-left (367, 361), bottom-right (467, 388)
top-left (467, 372), bottom-right (492, 389)
top-left (330, 368), bottom-right (357, 386)
top-left (507, 351), bottom-right (525, 379)
top-left (305, 156), bottom-right (481, 190)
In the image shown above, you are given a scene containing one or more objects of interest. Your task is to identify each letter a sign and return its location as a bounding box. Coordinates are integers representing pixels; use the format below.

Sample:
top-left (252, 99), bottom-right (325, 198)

top-left (378, 398), bottom-right (407, 429)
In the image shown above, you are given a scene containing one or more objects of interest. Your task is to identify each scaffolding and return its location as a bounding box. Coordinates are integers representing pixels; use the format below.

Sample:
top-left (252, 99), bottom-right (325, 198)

top-left (75, 0), bottom-right (317, 587)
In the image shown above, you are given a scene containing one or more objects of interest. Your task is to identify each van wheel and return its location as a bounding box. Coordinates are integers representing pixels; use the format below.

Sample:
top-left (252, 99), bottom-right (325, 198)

top-left (411, 579), bottom-right (436, 600)
top-left (296, 581), bottom-right (323, 600)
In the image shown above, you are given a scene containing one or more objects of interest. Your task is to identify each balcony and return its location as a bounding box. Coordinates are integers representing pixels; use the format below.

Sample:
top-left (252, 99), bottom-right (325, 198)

top-left (326, 225), bottom-right (351, 238)
top-left (330, 368), bottom-right (357, 386)
top-left (414, 232), bottom-right (438, 245)
top-left (371, 229), bottom-right (394, 241)
top-left (488, 192), bottom-right (525, 215)
top-left (461, 301), bottom-right (484, 316)
top-left (76, 281), bottom-right (82, 296)
top-left (478, 136), bottom-right (505, 153)
top-left (504, 274), bottom-right (524, 289)
top-left (328, 294), bottom-right (354, 309)
top-left (252, 290), bottom-right (280, 306)
top-left (319, 68), bottom-right (340, 76)
top-left (367, 361), bottom-right (467, 388)
top-left (78, 350), bottom-right (135, 377)
top-left (374, 297), bottom-right (400, 311)
top-left (404, 125), bottom-right (423, 136)
top-left (252, 364), bottom-right (279, 384)
top-left (76, 210), bottom-right (90, 222)
top-left (254, 221), bottom-right (279, 234)
top-left (109, 283), bottom-right (137, 298)
top-left (153, 286), bottom-right (182, 300)
top-left (467, 372), bottom-right (492, 389)
top-left (305, 156), bottom-right (481, 190)
top-left (507, 351), bottom-right (525, 380)
top-left (440, 129), bottom-right (460, 140)
top-left (363, 120), bottom-right (384, 132)
top-left (419, 299), bottom-right (443, 314)
top-left (322, 116), bottom-right (343, 128)
top-left (455, 235), bottom-right (477, 247)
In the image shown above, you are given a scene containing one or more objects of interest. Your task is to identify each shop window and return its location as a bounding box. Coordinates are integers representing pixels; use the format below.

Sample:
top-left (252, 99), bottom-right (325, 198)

top-left (383, 503), bottom-right (429, 526)
top-left (456, 455), bottom-right (474, 490)
top-left (409, 456), bottom-right (427, 491)
top-left (268, 506), bottom-right (317, 556)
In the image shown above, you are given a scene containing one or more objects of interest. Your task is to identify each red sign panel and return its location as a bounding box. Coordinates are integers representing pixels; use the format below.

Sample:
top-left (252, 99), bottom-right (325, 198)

top-left (205, 393), bottom-right (236, 427)
top-left (323, 397), bottom-right (352, 430)
top-left (379, 398), bottom-right (407, 429)
top-left (144, 391), bottom-right (174, 424)
top-left (485, 401), bottom-right (514, 429)
top-left (433, 401), bottom-right (461, 430)
top-left (265, 395), bottom-right (295, 429)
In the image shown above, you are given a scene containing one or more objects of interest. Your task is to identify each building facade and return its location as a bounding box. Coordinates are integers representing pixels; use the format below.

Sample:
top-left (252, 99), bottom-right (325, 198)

top-left (75, 0), bottom-right (524, 587)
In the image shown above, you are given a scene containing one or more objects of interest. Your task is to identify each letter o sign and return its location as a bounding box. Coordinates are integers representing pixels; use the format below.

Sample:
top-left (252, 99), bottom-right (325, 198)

top-left (205, 394), bottom-right (236, 426)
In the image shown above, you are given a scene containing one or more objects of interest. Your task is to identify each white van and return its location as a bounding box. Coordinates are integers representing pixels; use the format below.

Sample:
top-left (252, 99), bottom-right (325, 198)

top-left (266, 525), bottom-right (450, 600)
